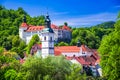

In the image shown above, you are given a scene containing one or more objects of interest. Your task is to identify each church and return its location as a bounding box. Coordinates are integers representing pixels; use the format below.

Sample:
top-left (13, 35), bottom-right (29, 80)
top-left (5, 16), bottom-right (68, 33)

top-left (19, 15), bottom-right (71, 44)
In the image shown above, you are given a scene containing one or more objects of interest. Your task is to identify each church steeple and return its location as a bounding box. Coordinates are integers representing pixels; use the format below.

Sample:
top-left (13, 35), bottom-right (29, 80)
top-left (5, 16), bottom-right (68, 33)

top-left (23, 15), bottom-right (27, 23)
top-left (41, 13), bottom-right (54, 58)
top-left (45, 13), bottom-right (51, 28)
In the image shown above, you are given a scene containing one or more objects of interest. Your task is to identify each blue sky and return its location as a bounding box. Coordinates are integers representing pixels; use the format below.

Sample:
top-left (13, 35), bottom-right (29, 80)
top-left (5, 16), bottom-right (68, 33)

top-left (0, 0), bottom-right (120, 26)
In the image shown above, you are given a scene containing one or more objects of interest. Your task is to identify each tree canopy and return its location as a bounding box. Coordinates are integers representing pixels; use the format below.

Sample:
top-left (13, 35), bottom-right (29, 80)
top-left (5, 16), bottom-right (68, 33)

top-left (98, 13), bottom-right (120, 80)
top-left (0, 5), bottom-right (45, 49)
top-left (26, 34), bottom-right (40, 54)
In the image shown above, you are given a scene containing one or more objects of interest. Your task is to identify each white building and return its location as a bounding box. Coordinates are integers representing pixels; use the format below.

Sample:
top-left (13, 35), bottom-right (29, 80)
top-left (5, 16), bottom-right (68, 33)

top-left (41, 15), bottom-right (54, 57)
top-left (19, 15), bottom-right (71, 44)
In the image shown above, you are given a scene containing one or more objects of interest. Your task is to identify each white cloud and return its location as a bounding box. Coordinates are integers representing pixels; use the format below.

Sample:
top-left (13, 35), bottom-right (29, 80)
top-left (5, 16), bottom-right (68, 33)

top-left (52, 13), bottom-right (117, 26)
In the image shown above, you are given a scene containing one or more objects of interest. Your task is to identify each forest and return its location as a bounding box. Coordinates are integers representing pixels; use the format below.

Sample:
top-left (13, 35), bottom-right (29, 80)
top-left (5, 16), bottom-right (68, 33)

top-left (0, 5), bottom-right (120, 80)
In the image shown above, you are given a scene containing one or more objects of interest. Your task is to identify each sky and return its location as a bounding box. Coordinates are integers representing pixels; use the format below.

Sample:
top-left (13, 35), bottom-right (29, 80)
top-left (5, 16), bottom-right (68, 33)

top-left (0, 0), bottom-right (120, 26)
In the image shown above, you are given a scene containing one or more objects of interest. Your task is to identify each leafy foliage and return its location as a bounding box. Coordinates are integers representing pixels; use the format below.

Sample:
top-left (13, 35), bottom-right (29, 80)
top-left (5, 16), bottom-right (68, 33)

top-left (26, 34), bottom-right (40, 54)
top-left (98, 13), bottom-right (120, 80)
top-left (0, 51), bottom-right (21, 80)
top-left (69, 21), bottom-right (114, 49)
top-left (15, 56), bottom-right (87, 80)
top-left (0, 5), bottom-right (44, 57)
top-left (56, 42), bottom-right (69, 46)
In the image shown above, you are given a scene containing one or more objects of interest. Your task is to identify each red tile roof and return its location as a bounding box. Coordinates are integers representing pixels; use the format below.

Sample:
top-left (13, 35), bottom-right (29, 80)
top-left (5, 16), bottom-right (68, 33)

top-left (54, 50), bottom-right (61, 56)
top-left (81, 45), bottom-right (92, 52)
top-left (20, 23), bottom-right (71, 31)
top-left (62, 25), bottom-right (71, 31)
top-left (21, 22), bottom-right (29, 28)
top-left (25, 26), bottom-right (44, 32)
top-left (55, 46), bottom-right (80, 53)
top-left (75, 56), bottom-right (98, 66)
top-left (51, 24), bottom-right (59, 29)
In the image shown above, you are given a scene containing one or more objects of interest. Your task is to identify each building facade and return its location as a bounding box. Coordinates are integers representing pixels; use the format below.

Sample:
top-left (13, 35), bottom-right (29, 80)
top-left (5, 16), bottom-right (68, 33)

top-left (19, 15), bottom-right (71, 44)
top-left (41, 15), bottom-right (54, 57)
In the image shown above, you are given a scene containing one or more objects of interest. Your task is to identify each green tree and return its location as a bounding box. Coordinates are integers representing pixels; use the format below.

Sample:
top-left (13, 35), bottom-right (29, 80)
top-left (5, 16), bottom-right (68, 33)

top-left (64, 22), bottom-right (68, 26)
top-left (17, 56), bottom-right (72, 80)
top-left (0, 51), bottom-right (21, 80)
top-left (26, 34), bottom-right (40, 54)
top-left (58, 42), bottom-right (69, 46)
top-left (4, 69), bottom-right (17, 80)
top-left (98, 13), bottom-right (120, 80)
top-left (65, 64), bottom-right (86, 80)
top-left (0, 5), bottom-right (45, 52)
top-left (12, 35), bottom-right (20, 47)
top-left (0, 47), bottom-right (4, 55)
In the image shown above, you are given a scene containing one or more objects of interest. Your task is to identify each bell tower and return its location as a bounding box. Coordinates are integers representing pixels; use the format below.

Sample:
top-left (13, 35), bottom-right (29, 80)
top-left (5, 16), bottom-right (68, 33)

top-left (41, 14), bottom-right (54, 57)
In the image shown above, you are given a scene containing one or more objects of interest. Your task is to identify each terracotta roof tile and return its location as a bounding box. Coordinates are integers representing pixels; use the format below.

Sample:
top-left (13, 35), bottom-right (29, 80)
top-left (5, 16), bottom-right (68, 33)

top-left (25, 26), bottom-right (44, 32)
top-left (21, 22), bottom-right (29, 27)
top-left (55, 46), bottom-right (80, 53)
top-left (75, 56), bottom-right (95, 66)
top-left (51, 24), bottom-right (59, 29)
top-left (54, 50), bottom-right (61, 56)
top-left (20, 23), bottom-right (71, 31)
top-left (62, 25), bottom-right (71, 31)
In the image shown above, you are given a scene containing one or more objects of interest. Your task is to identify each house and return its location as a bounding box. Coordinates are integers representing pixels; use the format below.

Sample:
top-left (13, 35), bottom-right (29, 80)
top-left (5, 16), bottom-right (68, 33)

top-left (19, 15), bottom-right (71, 44)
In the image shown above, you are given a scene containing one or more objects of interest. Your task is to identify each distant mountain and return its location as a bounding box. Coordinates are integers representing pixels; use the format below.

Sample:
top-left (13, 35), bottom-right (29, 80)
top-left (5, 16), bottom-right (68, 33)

top-left (94, 21), bottom-right (115, 28)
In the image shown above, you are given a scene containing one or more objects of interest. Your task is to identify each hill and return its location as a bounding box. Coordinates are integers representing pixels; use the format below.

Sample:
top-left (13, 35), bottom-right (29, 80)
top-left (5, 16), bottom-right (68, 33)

top-left (61, 21), bottom-right (115, 49)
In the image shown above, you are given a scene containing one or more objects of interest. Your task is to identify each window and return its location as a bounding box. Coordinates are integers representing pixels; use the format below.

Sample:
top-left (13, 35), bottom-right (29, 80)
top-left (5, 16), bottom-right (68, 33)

top-left (73, 55), bottom-right (75, 57)
top-left (82, 52), bottom-right (85, 54)
top-left (44, 36), bottom-right (46, 41)
top-left (50, 37), bottom-right (52, 41)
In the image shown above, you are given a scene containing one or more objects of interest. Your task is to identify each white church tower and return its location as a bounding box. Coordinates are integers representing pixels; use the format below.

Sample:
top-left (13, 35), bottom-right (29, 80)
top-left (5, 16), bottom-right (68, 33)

top-left (41, 14), bottom-right (54, 57)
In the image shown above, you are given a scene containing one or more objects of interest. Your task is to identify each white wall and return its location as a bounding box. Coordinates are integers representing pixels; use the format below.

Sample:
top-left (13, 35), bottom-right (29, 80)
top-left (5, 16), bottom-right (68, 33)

top-left (41, 32), bottom-right (54, 57)
top-left (62, 52), bottom-right (87, 57)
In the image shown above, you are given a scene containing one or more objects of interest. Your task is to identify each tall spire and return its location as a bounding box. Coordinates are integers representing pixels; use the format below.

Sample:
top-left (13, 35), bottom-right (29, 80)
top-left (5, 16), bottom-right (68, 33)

top-left (45, 13), bottom-right (51, 28)
top-left (23, 15), bottom-right (26, 23)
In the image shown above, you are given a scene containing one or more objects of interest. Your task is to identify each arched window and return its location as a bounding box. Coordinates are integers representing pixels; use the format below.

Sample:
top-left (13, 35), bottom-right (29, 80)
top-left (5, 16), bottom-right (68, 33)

top-left (50, 37), bottom-right (52, 41)
top-left (44, 36), bottom-right (46, 41)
